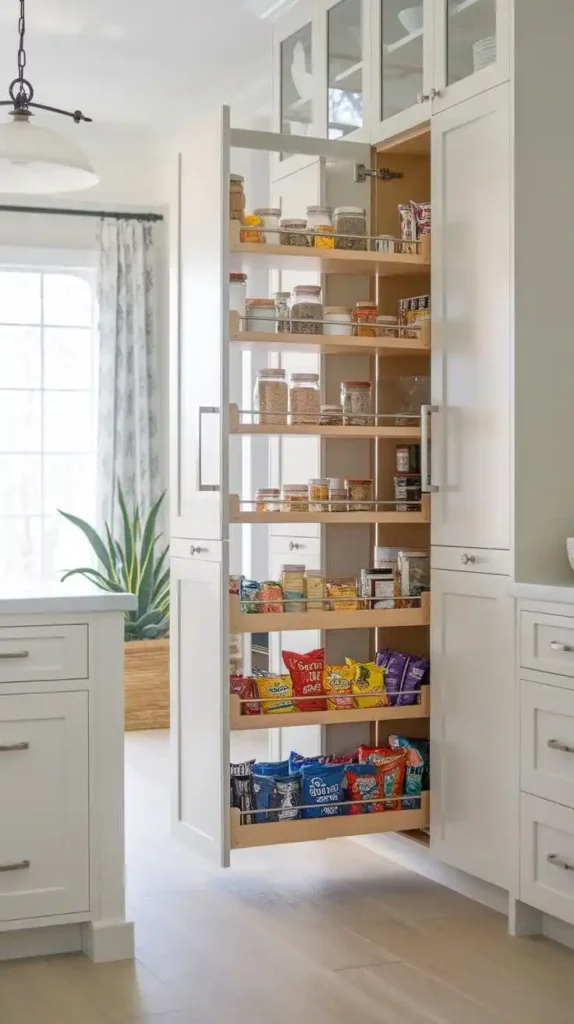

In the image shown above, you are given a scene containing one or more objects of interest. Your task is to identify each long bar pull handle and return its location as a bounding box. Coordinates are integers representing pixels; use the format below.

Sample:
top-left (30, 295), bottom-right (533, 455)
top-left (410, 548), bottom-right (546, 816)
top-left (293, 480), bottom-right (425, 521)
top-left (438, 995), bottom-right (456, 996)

top-left (0, 651), bottom-right (29, 660)
top-left (548, 853), bottom-right (574, 872)
top-left (0, 860), bottom-right (30, 872)
top-left (0, 742), bottom-right (29, 752)
top-left (421, 404), bottom-right (438, 493)
top-left (197, 406), bottom-right (220, 493)
top-left (548, 739), bottom-right (574, 754)
top-left (549, 641), bottom-right (574, 653)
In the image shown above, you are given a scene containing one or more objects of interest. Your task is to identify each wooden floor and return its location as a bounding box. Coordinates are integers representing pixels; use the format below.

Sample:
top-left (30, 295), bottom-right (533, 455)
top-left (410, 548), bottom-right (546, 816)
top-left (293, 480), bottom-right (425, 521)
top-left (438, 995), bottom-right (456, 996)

top-left (1, 730), bottom-right (573, 1023)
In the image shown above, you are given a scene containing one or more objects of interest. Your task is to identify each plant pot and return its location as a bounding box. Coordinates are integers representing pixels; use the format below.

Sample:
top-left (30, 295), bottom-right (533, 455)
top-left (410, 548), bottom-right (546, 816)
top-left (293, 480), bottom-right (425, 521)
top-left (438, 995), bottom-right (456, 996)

top-left (124, 637), bottom-right (170, 731)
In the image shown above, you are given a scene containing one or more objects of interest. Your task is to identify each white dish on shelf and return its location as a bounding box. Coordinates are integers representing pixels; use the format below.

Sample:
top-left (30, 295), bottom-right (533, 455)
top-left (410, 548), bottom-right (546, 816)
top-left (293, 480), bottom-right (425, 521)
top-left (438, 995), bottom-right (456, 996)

top-left (398, 6), bottom-right (423, 34)
top-left (567, 537), bottom-right (574, 572)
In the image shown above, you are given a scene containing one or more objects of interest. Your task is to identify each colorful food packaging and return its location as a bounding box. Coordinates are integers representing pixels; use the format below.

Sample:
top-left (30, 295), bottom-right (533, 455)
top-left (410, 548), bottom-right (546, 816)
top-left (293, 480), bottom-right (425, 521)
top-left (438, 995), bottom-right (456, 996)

top-left (251, 773), bottom-right (277, 822)
top-left (401, 747), bottom-right (424, 810)
top-left (289, 750), bottom-right (328, 773)
top-left (300, 762), bottom-right (346, 818)
top-left (282, 648), bottom-right (326, 711)
top-left (229, 574), bottom-right (243, 595)
top-left (230, 759), bottom-right (256, 777)
top-left (256, 675), bottom-right (296, 714)
top-left (260, 580), bottom-right (284, 614)
top-left (346, 659), bottom-right (389, 708)
top-left (355, 746), bottom-right (407, 810)
top-left (398, 203), bottom-right (417, 245)
top-left (400, 657), bottom-right (429, 706)
top-left (275, 774), bottom-right (302, 820)
top-left (325, 578), bottom-right (359, 612)
top-left (375, 649), bottom-right (429, 706)
top-left (230, 760), bottom-right (255, 825)
top-left (410, 200), bottom-right (431, 236)
top-left (345, 764), bottom-right (385, 814)
top-left (252, 759), bottom-right (290, 777)
top-left (389, 734), bottom-right (430, 791)
top-left (230, 675), bottom-right (261, 716)
top-left (240, 578), bottom-right (261, 613)
top-left (323, 664), bottom-right (355, 710)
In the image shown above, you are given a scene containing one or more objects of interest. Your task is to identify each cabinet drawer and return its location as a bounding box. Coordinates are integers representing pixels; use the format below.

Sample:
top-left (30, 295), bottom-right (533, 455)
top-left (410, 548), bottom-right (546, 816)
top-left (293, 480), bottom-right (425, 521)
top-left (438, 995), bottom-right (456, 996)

top-left (431, 546), bottom-right (510, 575)
top-left (521, 680), bottom-right (574, 806)
top-left (520, 610), bottom-right (574, 678)
top-left (169, 538), bottom-right (224, 562)
top-left (0, 691), bottom-right (89, 921)
top-left (0, 625), bottom-right (88, 684)
top-left (269, 536), bottom-right (321, 559)
top-left (520, 794), bottom-right (574, 927)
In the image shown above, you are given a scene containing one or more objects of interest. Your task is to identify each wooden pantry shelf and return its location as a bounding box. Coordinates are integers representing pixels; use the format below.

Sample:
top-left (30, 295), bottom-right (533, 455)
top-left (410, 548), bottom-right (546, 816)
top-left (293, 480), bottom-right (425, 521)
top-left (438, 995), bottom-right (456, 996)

top-left (229, 312), bottom-right (431, 357)
top-left (229, 493), bottom-right (430, 525)
top-left (230, 792), bottom-right (430, 849)
top-left (229, 404), bottom-right (421, 441)
top-left (229, 687), bottom-right (430, 730)
top-left (229, 592), bottom-right (430, 634)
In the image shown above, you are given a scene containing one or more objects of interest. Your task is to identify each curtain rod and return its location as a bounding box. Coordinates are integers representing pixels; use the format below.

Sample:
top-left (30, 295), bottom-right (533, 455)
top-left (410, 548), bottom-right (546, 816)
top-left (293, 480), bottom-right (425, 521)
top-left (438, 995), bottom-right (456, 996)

top-left (0, 204), bottom-right (163, 222)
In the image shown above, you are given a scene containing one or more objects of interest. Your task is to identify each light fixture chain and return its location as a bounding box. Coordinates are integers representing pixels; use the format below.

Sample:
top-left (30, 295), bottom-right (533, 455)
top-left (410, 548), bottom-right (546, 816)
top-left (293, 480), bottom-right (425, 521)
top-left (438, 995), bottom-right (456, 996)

top-left (17, 0), bottom-right (26, 89)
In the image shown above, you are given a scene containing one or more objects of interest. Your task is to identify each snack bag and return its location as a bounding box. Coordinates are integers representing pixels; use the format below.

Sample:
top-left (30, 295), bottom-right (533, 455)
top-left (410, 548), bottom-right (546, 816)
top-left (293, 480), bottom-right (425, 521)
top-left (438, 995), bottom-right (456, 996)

top-left (347, 659), bottom-right (389, 708)
top-left (389, 734), bottom-right (430, 790)
top-left (376, 649), bottom-right (408, 706)
top-left (410, 200), bottom-right (431, 236)
top-left (326, 579), bottom-right (359, 611)
top-left (289, 750), bottom-right (328, 774)
top-left (251, 773), bottom-right (278, 822)
top-left (398, 203), bottom-right (417, 243)
top-left (282, 648), bottom-right (326, 711)
top-left (324, 664), bottom-right (355, 710)
top-left (345, 764), bottom-right (385, 814)
top-left (275, 774), bottom-right (302, 821)
top-left (401, 747), bottom-right (424, 810)
top-left (300, 762), bottom-right (345, 818)
top-left (230, 759), bottom-right (255, 777)
top-left (240, 578), bottom-right (261, 613)
top-left (260, 580), bottom-right (283, 614)
top-left (399, 656), bottom-right (429, 707)
top-left (230, 675), bottom-right (261, 716)
top-left (230, 760), bottom-right (255, 825)
top-left (256, 675), bottom-right (296, 714)
top-left (356, 746), bottom-right (407, 810)
top-left (252, 759), bottom-right (290, 777)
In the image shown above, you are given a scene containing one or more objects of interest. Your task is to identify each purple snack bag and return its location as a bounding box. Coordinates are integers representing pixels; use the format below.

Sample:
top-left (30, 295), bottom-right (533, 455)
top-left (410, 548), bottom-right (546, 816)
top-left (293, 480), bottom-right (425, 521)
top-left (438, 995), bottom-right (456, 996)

top-left (376, 649), bottom-right (409, 706)
top-left (397, 656), bottom-right (429, 707)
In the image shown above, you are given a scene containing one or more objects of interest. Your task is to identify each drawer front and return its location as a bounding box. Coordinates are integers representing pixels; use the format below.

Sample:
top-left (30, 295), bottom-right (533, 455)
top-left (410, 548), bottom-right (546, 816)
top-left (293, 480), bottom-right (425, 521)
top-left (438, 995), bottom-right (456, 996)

top-left (520, 794), bottom-right (574, 926)
top-left (520, 610), bottom-right (574, 678)
top-left (0, 691), bottom-right (89, 921)
top-left (521, 680), bottom-right (574, 807)
top-left (169, 538), bottom-right (224, 562)
top-left (269, 536), bottom-right (321, 559)
top-left (431, 546), bottom-right (511, 575)
top-left (0, 625), bottom-right (88, 684)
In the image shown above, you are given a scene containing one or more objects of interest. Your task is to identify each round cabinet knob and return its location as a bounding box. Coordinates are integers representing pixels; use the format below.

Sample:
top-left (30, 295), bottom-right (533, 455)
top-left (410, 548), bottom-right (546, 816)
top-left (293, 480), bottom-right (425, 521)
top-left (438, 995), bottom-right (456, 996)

top-left (190, 545), bottom-right (205, 556)
top-left (289, 541), bottom-right (303, 551)
top-left (430, 88), bottom-right (443, 99)
top-left (461, 552), bottom-right (476, 566)
top-left (417, 92), bottom-right (430, 103)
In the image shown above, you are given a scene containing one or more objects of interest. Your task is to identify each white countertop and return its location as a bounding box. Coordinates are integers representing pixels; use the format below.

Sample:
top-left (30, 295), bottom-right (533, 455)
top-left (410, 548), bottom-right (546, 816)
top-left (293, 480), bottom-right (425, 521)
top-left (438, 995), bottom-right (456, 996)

top-left (0, 580), bottom-right (136, 615)
top-left (509, 582), bottom-right (574, 604)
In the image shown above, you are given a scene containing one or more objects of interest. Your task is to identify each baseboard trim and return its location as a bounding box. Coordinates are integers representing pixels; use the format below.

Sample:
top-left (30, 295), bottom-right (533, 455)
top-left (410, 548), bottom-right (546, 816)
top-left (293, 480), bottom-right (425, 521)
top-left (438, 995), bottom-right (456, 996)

top-left (81, 919), bottom-right (135, 962)
top-left (0, 923), bottom-right (82, 961)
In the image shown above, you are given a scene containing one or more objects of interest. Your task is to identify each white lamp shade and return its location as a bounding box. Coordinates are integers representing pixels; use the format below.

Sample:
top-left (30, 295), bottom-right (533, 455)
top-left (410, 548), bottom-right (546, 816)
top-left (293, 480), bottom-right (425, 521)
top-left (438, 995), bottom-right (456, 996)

top-left (0, 115), bottom-right (99, 194)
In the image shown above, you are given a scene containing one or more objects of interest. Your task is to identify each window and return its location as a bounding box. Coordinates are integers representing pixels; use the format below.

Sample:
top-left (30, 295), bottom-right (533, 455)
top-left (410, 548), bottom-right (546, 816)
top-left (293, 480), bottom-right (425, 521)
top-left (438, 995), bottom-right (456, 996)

top-left (0, 267), bottom-right (97, 582)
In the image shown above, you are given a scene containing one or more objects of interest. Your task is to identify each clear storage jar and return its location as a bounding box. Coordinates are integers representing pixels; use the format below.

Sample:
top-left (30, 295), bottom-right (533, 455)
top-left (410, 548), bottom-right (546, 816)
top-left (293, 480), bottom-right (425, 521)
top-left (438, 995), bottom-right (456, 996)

top-left (353, 300), bottom-right (378, 337)
top-left (290, 372), bottom-right (321, 425)
top-left (304, 569), bottom-right (326, 610)
top-left (255, 488), bottom-right (281, 513)
top-left (308, 478), bottom-right (329, 512)
top-left (324, 306), bottom-right (353, 336)
top-left (280, 218), bottom-right (308, 247)
top-left (398, 550), bottom-right (430, 606)
top-left (333, 207), bottom-right (368, 251)
top-left (345, 478), bottom-right (373, 512)
top-left (290, 285), bottom-right (323, 335)
top-left (341, 380), bottom-right (372, 426)
top-left (229, 272), bottom-right (247, 317)
top-left (281, 484), bottom-right (309, 513)
top-left (281, 564), bottom-right (306, 613)
top-left (253, 207), bottom-right (281, 244)
top-left (246, 297), bottom-right (276, 332)
top-left (376, 315), bottom-right (399, 338)
top-left (273, 292), bottom-right (291, 334)
top-left (306, 205), bottom-right (334, 248)
top-left (254, 368), bottom-right (288, 425)
top-left (329, 477), bottom-right (348, 512)
top-left (320, 404), bottom-right (343, 426)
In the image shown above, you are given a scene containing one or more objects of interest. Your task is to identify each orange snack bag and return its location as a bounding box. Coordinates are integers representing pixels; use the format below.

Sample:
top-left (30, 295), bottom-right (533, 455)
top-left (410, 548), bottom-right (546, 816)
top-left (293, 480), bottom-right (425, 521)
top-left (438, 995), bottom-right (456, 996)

top-left (323, 665), bottom-right (355, 710)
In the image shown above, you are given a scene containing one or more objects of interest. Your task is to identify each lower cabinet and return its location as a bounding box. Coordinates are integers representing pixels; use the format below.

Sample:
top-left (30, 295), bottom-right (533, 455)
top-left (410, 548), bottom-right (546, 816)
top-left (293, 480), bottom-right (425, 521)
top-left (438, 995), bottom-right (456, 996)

top-left (0, 691), bottom-right (89, 922)
top-left (430, 568), bottom-right (514, 890)
top-left (520, 793), bottom-right (574, 927)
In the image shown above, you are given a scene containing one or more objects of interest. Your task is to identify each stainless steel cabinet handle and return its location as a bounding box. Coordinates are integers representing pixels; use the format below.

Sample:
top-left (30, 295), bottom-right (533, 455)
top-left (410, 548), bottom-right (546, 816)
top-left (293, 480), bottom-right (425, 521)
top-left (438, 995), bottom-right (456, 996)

top-left (0, 860), bottom-right (30, 872)
top-left (548, 853), bottom-right (574, 872)
top-left (417, 92), bottom-right (430, 103)
top-left (548, 739), bottom-right (574, 754)
top-left (0, 651), bottom-right (29, 660)
top-left (0, 742), bottom-right (29, 752)
top-left (421, 405), bottom-right (438, 493)
top-left (430, 88), bottom-right (443, 99)
top-left (189, 545), bottom-right (206, 556)
top-left (549, 641), bottom-right (574, 653)
top-left (461, 553), bottom-right (476, 566)
top-left (289, 541), bottom-right (303, 551)
top-left (197, 406), bottom-right (220, 493)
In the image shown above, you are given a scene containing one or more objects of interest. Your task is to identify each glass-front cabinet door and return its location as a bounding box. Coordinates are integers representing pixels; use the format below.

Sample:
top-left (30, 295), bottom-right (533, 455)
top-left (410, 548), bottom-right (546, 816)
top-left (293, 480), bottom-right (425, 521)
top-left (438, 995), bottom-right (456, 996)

top-left (373, 0), bottom-right (433, 141)
top-left (273, 5), bottom-right (323, 175)
top-left (326, 0), bottom-right (365, 140)
top-left (432, 0), bottom-right (510, 111)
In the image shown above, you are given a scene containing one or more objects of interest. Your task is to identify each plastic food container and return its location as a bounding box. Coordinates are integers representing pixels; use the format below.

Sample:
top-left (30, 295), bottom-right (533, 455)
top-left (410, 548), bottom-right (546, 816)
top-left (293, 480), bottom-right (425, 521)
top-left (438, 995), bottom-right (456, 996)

top-left (282, 484), bottom-right (309, 513)
top-left (324, 306), bottom-right (353, 335)
top-left (333, 207), bottom-right (367, 251)
top-left (253, 207), bottom-right (281, 244)
top-left (229, 272), bottom-right (247, 317)
top-left (306, 205), bottom-right (334, 248)
top-left (354, 300), bottom-right (379, 337)
top-left (273, 292), bottom-right (291, 334)
top-left (329, 477), bottom-right (348, 512)
top-left (320, 404), bottom-right (343, 426)
top-left (281, 564), bottom-right (305, 612)
top-left (246, 297), bottom-right (275, 332)
top-left (289, 373), bottom-right (321, 425)
top-left (304, 569), bottom-right (326, 610)
top-left (291, 285), bottom-right (323, 335)
top-left (341, 380), bottom-right (372, 425)
top-left (280, 218), bottom-right (308, 247)
top-left (308, 478), bottom-right (329, 512)
top-left (398, 550), bottom-right (430, 605)
top-left (253, 368), bottom-right (288, 425)
top-left (375, 234), bottom-right (395, 253)
top-left (345, 478), bottom-right (373, 512)
top-left (376, 315), bottom-right (399, 338)
top-left (255, 488), bottom-right (281, 513)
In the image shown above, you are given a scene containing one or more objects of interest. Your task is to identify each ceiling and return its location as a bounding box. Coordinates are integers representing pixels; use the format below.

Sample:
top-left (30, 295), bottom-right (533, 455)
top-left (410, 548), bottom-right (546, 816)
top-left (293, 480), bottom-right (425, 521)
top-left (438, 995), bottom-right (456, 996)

top-left (0, 0), bottom-right (276, 129)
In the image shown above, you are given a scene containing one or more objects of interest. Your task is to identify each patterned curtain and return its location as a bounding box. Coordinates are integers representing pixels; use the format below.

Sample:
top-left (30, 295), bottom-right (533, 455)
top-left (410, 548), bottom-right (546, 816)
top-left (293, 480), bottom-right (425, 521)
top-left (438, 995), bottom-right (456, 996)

top-left (96, 218), bottom-right (161, 536)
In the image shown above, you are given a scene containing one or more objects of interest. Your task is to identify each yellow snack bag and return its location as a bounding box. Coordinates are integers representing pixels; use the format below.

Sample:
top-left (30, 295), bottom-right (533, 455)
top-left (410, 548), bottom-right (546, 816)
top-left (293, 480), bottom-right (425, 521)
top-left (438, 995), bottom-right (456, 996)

top-left (346, 659), bottom-right (389, 709)
top-left (255, 675), bottom-right (296, 714)
top-left (324, 665), bottom-right (356, 710)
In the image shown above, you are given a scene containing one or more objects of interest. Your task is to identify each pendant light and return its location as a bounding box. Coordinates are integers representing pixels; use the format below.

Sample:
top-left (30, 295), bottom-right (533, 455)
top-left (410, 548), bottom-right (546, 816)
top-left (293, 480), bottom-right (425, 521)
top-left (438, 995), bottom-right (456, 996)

top-left (0, 0), bottom-right (98, 194)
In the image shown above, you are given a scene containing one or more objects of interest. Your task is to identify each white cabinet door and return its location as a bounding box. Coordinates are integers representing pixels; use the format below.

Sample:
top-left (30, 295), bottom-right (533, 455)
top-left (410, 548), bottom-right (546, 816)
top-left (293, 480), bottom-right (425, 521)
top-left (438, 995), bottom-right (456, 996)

top-left (431, 84), bottom-right (511, 550)
top-left (171, 552), bottom-right (230, 866)
top-left (170, 110), bottom-right (230, 541)
top-left (370, 0), bottom-right (434, 144)
top-left (430, 568), bottom-right (513, 889)
top-left (0, 691), bottom-right (89, 922)
top-left (272, 3), bottom-right (325, 179)
top-left (432, 0), bottom-right (510, 113)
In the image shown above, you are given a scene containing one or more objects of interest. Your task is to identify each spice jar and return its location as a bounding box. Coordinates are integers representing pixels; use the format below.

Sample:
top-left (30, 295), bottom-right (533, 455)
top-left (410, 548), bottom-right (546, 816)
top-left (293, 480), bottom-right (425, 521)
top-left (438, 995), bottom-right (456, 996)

top-left (320, 404), bottom-right (343, 426)
top-left (341, 380), bottom-right (372, 426)
top-left (273, 292), bottom-right (291, 334)
top-left (304, 569), bottom-right (326, 610)
top-left (253, 207), bottom-right (281, 244)
top-left (324, 306), bottom-right (353, 336)
top-left (280, 218), bottom-right (309, 247)
top-left (398, 550), bottom-right (430, 605)
top-left (291, 285), bottom-right (323, 335)
top-left (306, 205), bottom-right (334, 248)
top-left (395, 445), bottom-right (420, 474)
top-left (346, 478), bottom-right (373, 512)
top-left (281, 484), bottom-right (309, 513)
top-left (333, 207), bottom-right (368, 251)
top-left (329, 478), bottom-right (348, 512)
top-left (246, 297), bottom-right (276, 332)
top-left (290, 373), bottom-right (321, 425)
top-left (394, 473), bottom-right (422, 512)
top-left (229, 174), bottom-right (245, 223)
top-left (254, 368), bottom-right (288, 425)
top-left (374, 234), bottom-right (395, 253)
top-left (308, 478), bottom-right (329, 512)
top-left (255, 488), bottom-right (281, 513)
top-left (281, 564), bottom-right (306, 613)
top-left (376, 315), bottom-right (399, 338)
top-left (354, 300), bottom-right (378, 337)
top-left (229, 272), bottom-right (247, 317)
top-left (240, 214), bottom-right (264, 243)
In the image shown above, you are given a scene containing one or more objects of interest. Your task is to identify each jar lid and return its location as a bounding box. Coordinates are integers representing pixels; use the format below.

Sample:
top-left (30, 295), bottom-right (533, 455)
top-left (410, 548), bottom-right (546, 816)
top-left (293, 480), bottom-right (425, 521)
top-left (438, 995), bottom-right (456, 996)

top-left (282, 484), bottom-right (308, 491)
top-left (325, 306), bottom-right (351, 314)
top-left (280, 218), bottom-right (306, 227)
top-left (342, 380), bottom-right (372, 388)
top-left (333, 206), bottom-right (366, 216)
top-left (230, 173), bottom-right (244, 183)
top-left (257, 368), bottom-right (286, 378)
top-left (291, 372), bottom-right (320, 382)
top-left (355, 300), bottom-right (378, 309)
top-left (254, 207), bottom-right (281, 216)
top-left (345, 479), bottom-right (373, 486)
top-left (293, 285), bottom-right (322, 295)
top-left (273, 291), bottom-right (291, 300)
top-left (247, 297), bottom-right (275, 306)
top-left (305, 569), bottom-right (325, 577)
top-left (321, 404), bottom-right (342, 412)
top-left (328, 477), bottom-right (342, 487)
top-left (308, 478), bottom-right (329, 485)
top-left (229, 272), bottom-right (247, 282)
top-left (306, 205), bottom-right (333, 214)
top-left (281, 563), bottom-right (306, 571)
top-left (256, 488), bottom-right (280, 495)
top-left (398, 550), bottom-right (429, 558)
top-left (376, 315), bottom-right (398, 322)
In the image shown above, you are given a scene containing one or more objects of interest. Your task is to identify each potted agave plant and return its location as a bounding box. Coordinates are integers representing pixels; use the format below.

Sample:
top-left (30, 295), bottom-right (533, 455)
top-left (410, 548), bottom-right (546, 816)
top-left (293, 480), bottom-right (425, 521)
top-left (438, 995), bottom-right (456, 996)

top-left (59, 484), bottom-right (170, 731)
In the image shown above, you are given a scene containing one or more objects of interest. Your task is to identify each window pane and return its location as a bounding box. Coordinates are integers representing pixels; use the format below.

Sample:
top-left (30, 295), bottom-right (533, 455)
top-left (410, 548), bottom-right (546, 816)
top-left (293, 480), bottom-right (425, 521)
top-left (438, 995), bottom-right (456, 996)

top-left (0, 391), bottom-right (41, 452)
top-left (43, 273), bottom-right (93, 327)
top-left (0, 272), bottom-right (41, 324)
top-left (44, 454), bottom-right (94, 519)
top-left (0, 455), bottom-right (42, 515)
top-left (328, 0), bottom-right (363, 139)
top-left (43, 514), bottom-right (95, 578)
top-left (0, 326), bottom-right (41, 387)
top-left (44, 327), bottom-right (92, 390)
top-left (0, 517), bottom-right (42, 578)
top-left (43, 391), bottom-right (92, 453)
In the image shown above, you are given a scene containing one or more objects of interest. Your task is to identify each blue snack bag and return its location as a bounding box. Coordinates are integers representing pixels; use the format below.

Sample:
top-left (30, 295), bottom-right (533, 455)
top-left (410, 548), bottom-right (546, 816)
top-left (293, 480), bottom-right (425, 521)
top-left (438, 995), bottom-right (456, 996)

top-left (300, 762), bottom-right (345, 818)
top-left (389, 735), bottom-right (430, 789)
top-left (402, 750), bottom-right (424, 810)
top-left (252, 759), bottom-right (290, 777)
top-left (251, 773), bottom-right (277, 822)
top-left (289, 750), bottom-right (327, 774)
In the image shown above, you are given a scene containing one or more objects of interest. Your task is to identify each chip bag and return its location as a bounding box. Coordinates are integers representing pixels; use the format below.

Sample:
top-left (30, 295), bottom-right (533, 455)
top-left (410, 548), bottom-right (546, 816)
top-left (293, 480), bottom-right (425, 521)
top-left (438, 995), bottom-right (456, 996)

top-left (289, 750), bottom-right (328, 774)
top-left (230, 675), bottom-right (261, 716)
top-left (324, 664), bottom-right (355, 710)
top-left (347, 659), bottom-right (389, 709)
top-left (356, 745), bottom-right (406, 810)
top-left (255, 675), bottom-right (296, 714)
top-left (252, 759), bottom-right (290, 777)
top-left (344, 764), bottom-right (385, 814)
top-left (300, 762), bottom-right (346, 818)
top-left (282, 648), bottom-right (326, 712)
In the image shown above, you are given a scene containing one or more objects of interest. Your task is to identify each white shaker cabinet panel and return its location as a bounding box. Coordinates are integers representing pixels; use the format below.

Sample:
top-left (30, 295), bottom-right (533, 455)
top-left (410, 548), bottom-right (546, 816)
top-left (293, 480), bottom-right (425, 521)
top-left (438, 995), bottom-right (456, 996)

top-left (431, 84), bottom-right (511, 551)
top-left (430, 568), bottom-right (513, 889)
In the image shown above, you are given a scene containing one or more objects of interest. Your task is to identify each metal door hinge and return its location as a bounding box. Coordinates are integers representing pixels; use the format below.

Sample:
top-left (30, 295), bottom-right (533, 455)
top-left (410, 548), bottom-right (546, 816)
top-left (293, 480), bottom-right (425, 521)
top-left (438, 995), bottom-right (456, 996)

top-left (354, 163), bottom-right (404, 184)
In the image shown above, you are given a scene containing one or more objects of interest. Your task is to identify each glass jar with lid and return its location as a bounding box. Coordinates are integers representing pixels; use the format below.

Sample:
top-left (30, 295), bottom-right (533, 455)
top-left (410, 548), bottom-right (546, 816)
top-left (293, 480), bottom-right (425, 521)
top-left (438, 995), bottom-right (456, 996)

top-left (333, 207), bottom-right (368, 251)
top-left (281, 484), bottom-right (309, 513)
top-left (280, 218), bottom-right (309, 247)
top-left (306, 205), bottom-right (334, 248)
top-left (253, 207), bottom-right (281, 244)
top-left (341, 380), bottom-right (372, 426)
top-left (304, 569), bottom-right (326, 610)
top-left (255, 488), bottom-right (281, 513)
top-left (328, 477), bottom-right (348, 512)
top-left (291, 285), bottom-right (323, 335)
top-left (229, 272), bottom-right (247, 317)
top-left (289, 373), bottom-right (321, 425)
top-left (308, 478), bottom-right (329, 512)
top-left (353, 300), bottom-right (378, 337)
top-left (246, 297), bottom-right (275, 332)
top-left (324, 306), bottom-right (353, 336)
top-left (346, 478), bottom-right (373, 512)
top-left (273, 292), bottom-right (291, 334)
top-left (254, 368), bottom-right (288, 425)
top-left (376, 314), bottom-right (399, 338)
top-left (320, 404), bottom-right (343, 426)
top-left (397, 550), bottom-right (430, 607)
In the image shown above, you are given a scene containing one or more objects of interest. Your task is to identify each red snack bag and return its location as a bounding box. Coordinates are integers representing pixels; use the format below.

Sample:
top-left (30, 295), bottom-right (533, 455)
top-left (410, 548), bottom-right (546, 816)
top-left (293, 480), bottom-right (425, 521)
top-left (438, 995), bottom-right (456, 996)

top-left (356, 746), bottom-right (407, 809)
top-left (282, 648), bottom-right (326, 712)
top-left (230, 675), bottom-right (260, 716)
top-left (345, 765), bottom-right (385, 814)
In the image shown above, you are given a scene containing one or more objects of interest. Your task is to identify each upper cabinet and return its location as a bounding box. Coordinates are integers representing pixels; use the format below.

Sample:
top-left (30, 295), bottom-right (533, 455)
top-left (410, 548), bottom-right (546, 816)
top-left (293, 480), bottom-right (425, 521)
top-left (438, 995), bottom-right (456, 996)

top-left (432, 0), bottom-right (510, 113)
top-left (326, 0), bottom-right (366, 140)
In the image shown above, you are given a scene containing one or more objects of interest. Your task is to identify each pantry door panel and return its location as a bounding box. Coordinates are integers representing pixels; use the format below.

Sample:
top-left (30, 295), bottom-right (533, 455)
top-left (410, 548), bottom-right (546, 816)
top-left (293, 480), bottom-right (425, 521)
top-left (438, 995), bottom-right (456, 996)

top-left (170, 107), bottom-right (230, 542)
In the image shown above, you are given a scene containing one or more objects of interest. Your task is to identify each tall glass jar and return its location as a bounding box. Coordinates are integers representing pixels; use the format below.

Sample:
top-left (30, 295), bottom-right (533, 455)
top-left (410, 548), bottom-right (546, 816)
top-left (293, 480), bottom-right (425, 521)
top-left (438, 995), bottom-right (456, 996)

top-left (341, 380), bottom-right (372, 426)
top-left (229, 272), bottom-right (247, 317)
top-left (254, 368), bottom-right (288, 425)
top-left (273, 292), bottom-right (291, 334)
top-left (280, 218), bottom-right (309, 247)
top-left (306, 206), bottom-right (334, 248)
top-left (246, 297), bottom-right (276, 332)
top-left (290, 373), bottom-right (321, 425)
top-left (253, 207), bottom-right (281, 244)
top-left (291, 285), bottom-right (323, 335)
top-left (333, 207), bottom-right (368, 251)
top-left (324, 306), bottom-right (353, 336)
top-left (354, 300), bottom-right (378, 337)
